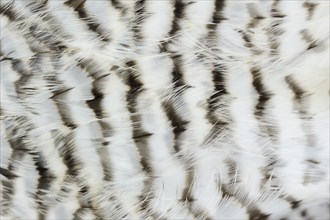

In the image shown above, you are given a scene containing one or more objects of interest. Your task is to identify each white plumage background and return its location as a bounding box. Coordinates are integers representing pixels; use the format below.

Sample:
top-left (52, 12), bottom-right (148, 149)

top-left (0, 0), bottom-right (329, 219)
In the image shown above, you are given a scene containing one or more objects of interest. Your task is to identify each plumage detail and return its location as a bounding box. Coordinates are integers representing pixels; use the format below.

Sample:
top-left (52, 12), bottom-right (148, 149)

top-left (0, 0), bottom-right (329, 219)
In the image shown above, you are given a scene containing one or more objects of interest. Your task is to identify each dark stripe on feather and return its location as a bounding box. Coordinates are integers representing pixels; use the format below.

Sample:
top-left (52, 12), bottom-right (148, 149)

top-left (162, 101), bottom-right (188, 152)
top-left (86, 87), bottom-right (103, 119)
top-left (75, 62), bottom-right (115, 184)
top-left (268, 0), bottom-right (285, 57)
top-left (123, 61), bottom-right (155, 216)
top-left (206, 0), bottom-right (229, 129)
top-left (65, 0), bottom-right (109, 42)
top-left (169, 0), bottom-right (186, 36)
top-left (285, 75), bottom-right (316, 144)
top-left (249, 209), bottom-right (270, 220)
top-left (301, 30), bottom-right (318, 51)
top-left (251, 68), bottom-right (272, 118)
top-left (110, 0), bottom-right (125, 12)
top-left (285, 76), bottom-right (304, 112)
top-left (303, 2), bottom-right (318, 20)
top-left (208, 64), bottom-right (228, 122)
top-left (132, 0), bottom-right (146, 41)
top-left (31, 151), bottom-right (56, 220)
top-left (0, 3), bottom-right (18, 21)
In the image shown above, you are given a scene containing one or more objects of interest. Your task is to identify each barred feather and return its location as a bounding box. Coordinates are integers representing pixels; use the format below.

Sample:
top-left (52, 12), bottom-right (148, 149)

top-left (1, 0), bottom-right (329, 219)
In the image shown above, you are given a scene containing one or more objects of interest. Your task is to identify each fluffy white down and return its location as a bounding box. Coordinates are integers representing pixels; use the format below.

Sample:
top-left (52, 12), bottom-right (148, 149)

top-left (0, 0), bottom-right (329, 219)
